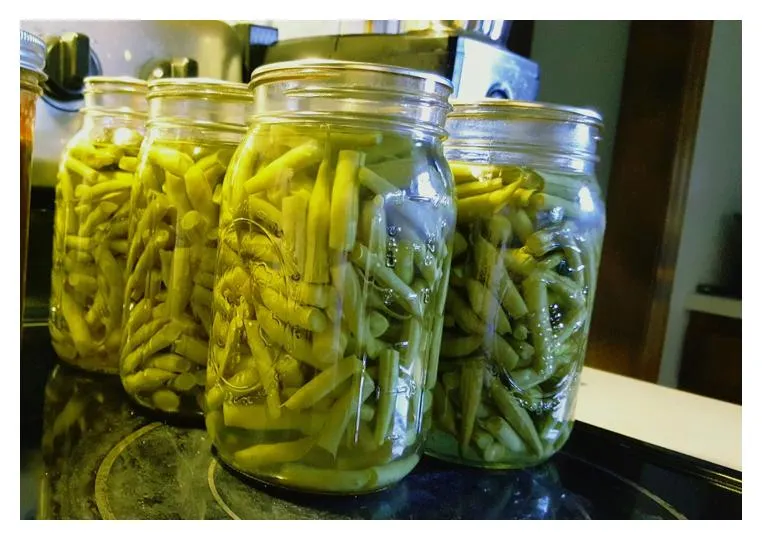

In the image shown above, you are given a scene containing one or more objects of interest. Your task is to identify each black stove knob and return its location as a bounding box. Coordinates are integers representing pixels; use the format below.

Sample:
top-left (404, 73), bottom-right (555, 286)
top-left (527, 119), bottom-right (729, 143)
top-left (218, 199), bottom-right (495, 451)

top-left (44, 32), bottom-right (100, 102)
top-left (486, 83), bottom-right (512, 100)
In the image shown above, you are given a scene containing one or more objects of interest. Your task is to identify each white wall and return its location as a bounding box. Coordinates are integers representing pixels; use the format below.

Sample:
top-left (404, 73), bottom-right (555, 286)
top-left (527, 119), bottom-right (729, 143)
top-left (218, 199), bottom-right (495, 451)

top-left (530, 21), bottom-right (631, 196)
top-left (227, 20), bottom-right (366, 40)
top-left (658, 21), bottom-right (742, 387)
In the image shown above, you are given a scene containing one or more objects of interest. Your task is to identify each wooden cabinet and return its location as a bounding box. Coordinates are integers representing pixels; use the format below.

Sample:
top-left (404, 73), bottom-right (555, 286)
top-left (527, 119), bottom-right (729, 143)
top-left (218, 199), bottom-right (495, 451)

top-left (678, 304), bottom-right (741, 405)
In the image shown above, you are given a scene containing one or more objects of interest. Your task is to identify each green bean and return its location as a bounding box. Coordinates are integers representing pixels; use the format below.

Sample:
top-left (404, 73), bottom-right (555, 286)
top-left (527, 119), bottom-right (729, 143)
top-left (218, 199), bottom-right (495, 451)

top-left (425, 319), bottom-right (444, 390)
top-left (304, 158), bottom-right (333, 283)
top-left (401, 315), bottom-right (423, 371)
top-left (284, 356), bottom-right (363, 411)
top-left (508, 208), bottom-right (534, 244)
top-left (317, 372), bottom-right (375, 456)
top-left (512, 324), bottom-right (529, 342)
top-left (459, 361), bottom-right (483, 455)
top-left (329, 150), bottom-right (363, 251)
top-left (440, 335), bottom-right (482, 358)
top-left (251, 265), bottom-right (330, 309)
top-left (351, 244), bottom-right (422, 318)
top-left (248, 195), bottom-right (282, 232)
top-left (359, 196), bottom-right (387, 257)
top-left (152, 389), bottom-right (181, 412)
top-left (311, 325), bottom-right (349, 368)
top-left (456, 181), bottom-right (521, 223)
top-left (222, 403), bottom-right (326, 433)
top-left (367, 311), bottom-right (390, 338)
top-left (261, 287), bottom-right (328, 333)
top-left (523, 275), bottom-right (554, 376)
top-left (244, 139), bottom-right (323, 194)
top-left (368, 454), bottom-right (420, 490)
top-left (395, 240), bottom-right (415, 285)
top-left (449, 162), bottom-right (479, 184)
top-left (149, 146), bottom-right (194, 177)
top-left (147, 353), bottom-right (193, 373)
top-left (488, 375), bottom-right (543, 455)
top-left (282, 194), bottom-right (309, 273)
top-left (374, 349), bottom-right (400, 445)
top-left (432, 383), bottom-right (457, 436)
top-left (509, 368), bottom-right (550, 390)
top-left (481, 416), bottom-right (527, 455)
top-left (174, 335), bottom-right (209, 366)
top-left (330, 261), bottom-right (364, 339)
top-left (446, 289), bottom-right (483, 335)
top-left (452, 231), bottom-right (468, 259)
top-left (473, 235), bottom-right (528, 318)
top-left (60, 291), bottom-right (94, 358)
top-left (456, 178), bottom-right (504, 198)
top-left (122, 368), bottom-right (175, 393)
top-left (276, 354), bottom-right (306, 388)
top-left (64, 156), bottom-right (100, 184)
top-left (235, 437), bottom-right (316, 469)
top-left (465, 279), bottom-right (511, 335)
top-left (184, 164), bottom-right (217, 224)
top-left (255, 305), bottom-right (315, 365)
top-left (487, 214), bottom-right (513, 246)
top-left (279, 463), bottom-right (372, 493)
top-left (554, 307), bottom-right (587, 346)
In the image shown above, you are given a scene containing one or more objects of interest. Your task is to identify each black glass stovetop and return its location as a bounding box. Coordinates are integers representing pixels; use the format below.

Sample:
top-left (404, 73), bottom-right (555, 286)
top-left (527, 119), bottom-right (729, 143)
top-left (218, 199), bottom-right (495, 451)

top-left (20, 325), bottom-right (742, 520)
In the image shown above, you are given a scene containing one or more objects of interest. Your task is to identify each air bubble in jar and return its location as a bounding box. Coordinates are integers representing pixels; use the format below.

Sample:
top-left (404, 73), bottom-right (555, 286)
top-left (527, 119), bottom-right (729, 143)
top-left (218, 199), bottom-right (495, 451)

top-left (383, 289), bottom-right (395, 306)
top-left (421, 287), bottom-right (431, 305)
top-left (426, 235), bottom-right (437, 254)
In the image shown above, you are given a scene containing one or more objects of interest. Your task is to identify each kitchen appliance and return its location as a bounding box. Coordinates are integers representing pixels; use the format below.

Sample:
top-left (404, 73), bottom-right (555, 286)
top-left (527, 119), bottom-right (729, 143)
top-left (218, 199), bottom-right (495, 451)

top-left (20, 20), bottom-right (246, 189)
top-left (238, 21), bottom-right (539, 101)
top-left (20, 326), bottom-right (741, 519)
top-left (19, 20), bottom-right (254, 323)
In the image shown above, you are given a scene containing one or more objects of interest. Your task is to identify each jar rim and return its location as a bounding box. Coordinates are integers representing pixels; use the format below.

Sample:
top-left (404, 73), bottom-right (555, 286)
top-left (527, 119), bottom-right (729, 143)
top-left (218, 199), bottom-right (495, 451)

top-left (84, 76), bottom-right (148, 93)
top-left (450, 99), bottom-right (603, 129)
top-left (148, 77), bottom-right (250, 101)
top-left (20, 30), bottom-right (46, 80)
top-left (249, 59), bottom-right (453, 92)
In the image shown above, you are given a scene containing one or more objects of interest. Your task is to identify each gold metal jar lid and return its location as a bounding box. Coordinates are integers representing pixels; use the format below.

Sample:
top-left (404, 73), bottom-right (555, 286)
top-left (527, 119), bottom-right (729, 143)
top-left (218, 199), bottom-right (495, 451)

top-left (20, 29), bottom-right (46, 79)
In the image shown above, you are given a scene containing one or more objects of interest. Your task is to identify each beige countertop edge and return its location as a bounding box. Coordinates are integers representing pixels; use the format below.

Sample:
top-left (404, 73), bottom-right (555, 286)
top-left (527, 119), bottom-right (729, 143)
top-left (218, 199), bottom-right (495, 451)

top-left (576, 367), bottom-right (742, 472)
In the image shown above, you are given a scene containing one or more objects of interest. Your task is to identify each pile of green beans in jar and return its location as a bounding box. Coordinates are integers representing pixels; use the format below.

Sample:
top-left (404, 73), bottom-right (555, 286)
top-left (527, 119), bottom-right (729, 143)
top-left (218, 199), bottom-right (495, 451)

top-left (120, 79), bottom-right (252, 416)
top-left (49, 77), bottom-right (148, 374)
top-left (426, 101), bottom-right (606, 469)
top-left (205, 60), bottom-right (455, 494)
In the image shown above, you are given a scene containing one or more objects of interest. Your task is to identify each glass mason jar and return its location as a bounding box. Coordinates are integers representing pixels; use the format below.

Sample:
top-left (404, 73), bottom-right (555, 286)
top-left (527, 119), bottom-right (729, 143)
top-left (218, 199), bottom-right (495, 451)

top-left (205, 60), bottom-right (455, 494)
top-left (20, 30), bottom-right (47, 322)
top-left (49, 77), bottom-right (148, 373)
top-left (120, 78), bottom-right (252, 417)
top-left (426, 100), bottom-right (605, 468)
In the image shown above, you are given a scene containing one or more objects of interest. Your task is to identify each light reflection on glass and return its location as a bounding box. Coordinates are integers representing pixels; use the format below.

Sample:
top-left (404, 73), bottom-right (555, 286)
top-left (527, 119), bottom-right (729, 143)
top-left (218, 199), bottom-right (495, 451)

top-left (578, 185), bottom-right (595, 213)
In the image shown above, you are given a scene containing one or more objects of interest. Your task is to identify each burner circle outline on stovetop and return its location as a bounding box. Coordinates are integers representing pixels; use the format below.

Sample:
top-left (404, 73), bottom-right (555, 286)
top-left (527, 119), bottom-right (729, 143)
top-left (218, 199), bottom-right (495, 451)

top-left (92, 421), bottom-right (688, 520)
top-left (95, 422), bottom-right (163, 520)
top-left (560, 452), bottom-right (687, 520)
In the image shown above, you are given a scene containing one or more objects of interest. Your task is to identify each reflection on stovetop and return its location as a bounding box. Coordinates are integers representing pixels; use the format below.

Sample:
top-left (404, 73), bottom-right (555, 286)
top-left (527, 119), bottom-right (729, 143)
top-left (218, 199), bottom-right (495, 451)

top-left (20, 326), bottom-right (741, 520)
